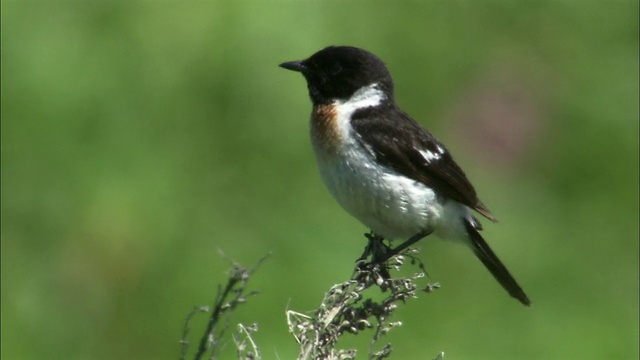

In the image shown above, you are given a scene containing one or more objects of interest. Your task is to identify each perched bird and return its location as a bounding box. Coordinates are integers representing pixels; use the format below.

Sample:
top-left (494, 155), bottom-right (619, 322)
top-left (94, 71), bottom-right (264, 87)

top-left (280, 46), bottom-right (531, 306)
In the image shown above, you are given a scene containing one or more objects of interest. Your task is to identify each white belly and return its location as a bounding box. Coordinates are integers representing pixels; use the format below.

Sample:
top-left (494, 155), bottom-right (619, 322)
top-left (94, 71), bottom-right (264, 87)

top-left (315, 142), bottom-right (443, 240)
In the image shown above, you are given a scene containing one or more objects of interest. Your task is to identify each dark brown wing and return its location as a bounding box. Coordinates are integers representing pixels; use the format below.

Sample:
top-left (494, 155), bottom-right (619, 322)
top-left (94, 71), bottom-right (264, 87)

top-left (351, 106), bottom-right (496, 221)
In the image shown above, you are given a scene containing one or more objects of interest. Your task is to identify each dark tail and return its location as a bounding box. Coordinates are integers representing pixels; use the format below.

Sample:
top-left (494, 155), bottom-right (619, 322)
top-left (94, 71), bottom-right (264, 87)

top-left (464, 220), bottom-right (531, 306)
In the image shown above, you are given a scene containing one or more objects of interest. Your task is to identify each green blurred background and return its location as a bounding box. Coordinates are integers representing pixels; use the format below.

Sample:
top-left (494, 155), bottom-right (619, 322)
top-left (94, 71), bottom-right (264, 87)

top-left (2, 1), bottom-right (638, 359)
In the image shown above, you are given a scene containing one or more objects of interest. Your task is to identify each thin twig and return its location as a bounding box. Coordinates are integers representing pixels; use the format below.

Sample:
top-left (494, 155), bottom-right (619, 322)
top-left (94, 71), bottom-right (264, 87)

top-left (187, 252), bottom-right (270, 360)
top-left (233, 323), bottom-right (261, 360)
top-left (179, 306), bottom-right (210, 360)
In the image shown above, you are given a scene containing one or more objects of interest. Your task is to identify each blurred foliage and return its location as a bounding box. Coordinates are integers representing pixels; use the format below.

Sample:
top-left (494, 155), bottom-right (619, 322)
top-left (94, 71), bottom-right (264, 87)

top-left (2, 1), bottom-right (638, 359)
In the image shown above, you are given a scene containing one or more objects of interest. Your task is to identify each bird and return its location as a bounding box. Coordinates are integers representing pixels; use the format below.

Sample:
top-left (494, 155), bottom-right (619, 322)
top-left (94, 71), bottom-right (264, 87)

top-left (279, 45), bottom-right (531, 306)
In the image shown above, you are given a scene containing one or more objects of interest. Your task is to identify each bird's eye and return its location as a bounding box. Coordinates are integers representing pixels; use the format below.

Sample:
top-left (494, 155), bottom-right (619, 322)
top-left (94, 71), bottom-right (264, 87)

top-left (330, 63), bottom-right (343, 75)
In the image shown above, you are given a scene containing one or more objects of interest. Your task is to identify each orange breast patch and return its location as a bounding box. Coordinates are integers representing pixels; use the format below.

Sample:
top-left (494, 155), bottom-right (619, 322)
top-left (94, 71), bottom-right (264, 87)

top-left (311, 104), bottom-right (343, 158)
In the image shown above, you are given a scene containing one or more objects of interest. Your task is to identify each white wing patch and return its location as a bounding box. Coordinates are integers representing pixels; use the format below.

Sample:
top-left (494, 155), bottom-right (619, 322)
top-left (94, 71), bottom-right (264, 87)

top-left (418, 145), bottom-right (445, 164)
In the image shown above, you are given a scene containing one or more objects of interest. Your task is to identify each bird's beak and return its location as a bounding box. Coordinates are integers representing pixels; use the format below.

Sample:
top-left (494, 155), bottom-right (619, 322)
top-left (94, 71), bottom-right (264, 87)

top-left (279, 60), bottom-right (306, 72)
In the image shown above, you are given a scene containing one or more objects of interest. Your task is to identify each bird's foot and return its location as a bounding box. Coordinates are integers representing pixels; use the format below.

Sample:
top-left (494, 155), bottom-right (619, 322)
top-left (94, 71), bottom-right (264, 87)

top-left (355, 232), bottom-right (396, 279)
top-left (355, 230), bottom-right (432, 280)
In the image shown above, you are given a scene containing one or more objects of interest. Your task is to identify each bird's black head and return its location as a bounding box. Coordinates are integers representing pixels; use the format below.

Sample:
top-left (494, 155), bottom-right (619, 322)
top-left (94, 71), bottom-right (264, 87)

top-left (280, 46), bottom-right (394, 105)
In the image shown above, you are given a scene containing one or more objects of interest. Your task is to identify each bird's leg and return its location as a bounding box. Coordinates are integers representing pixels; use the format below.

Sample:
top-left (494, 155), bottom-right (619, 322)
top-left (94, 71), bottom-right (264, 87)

top-left (362, 229), bottom-right (432, 278)
top-left (381, 229), bottom-right (433, 262)
top-left (355, 231), bottom-right (393, 279)
top-left (356, 230), bottom-right (431, 279)
top-left (359, 229), bottom-right (432, 265)
top-left (358, 231), bottom-right (387, 262)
